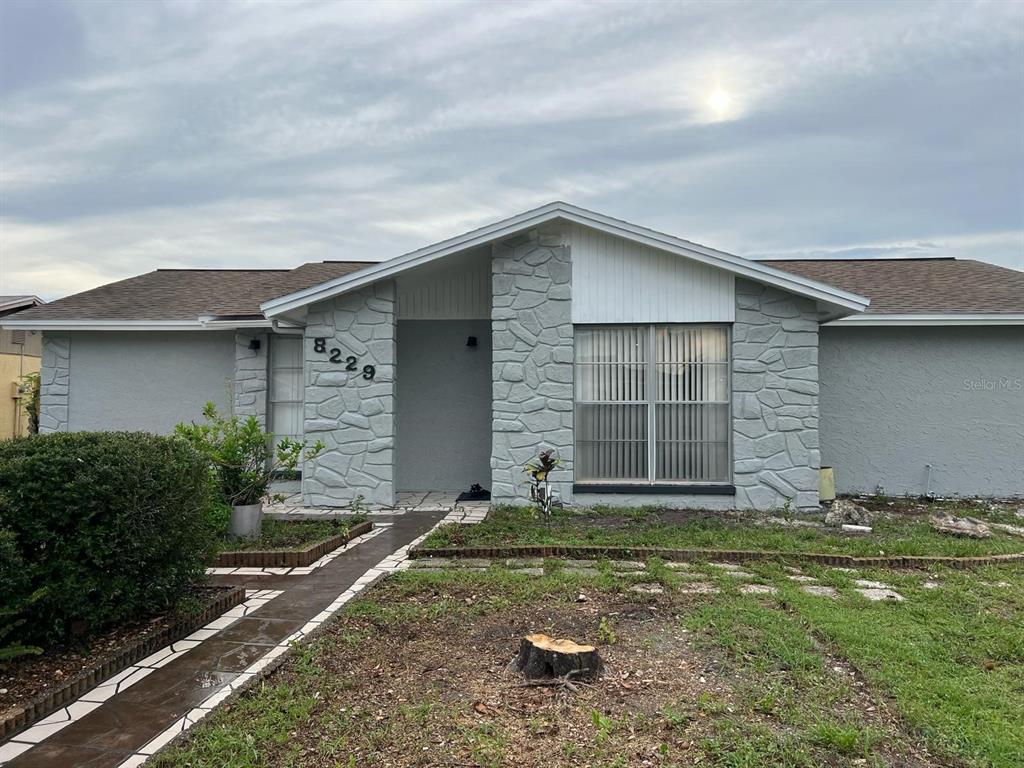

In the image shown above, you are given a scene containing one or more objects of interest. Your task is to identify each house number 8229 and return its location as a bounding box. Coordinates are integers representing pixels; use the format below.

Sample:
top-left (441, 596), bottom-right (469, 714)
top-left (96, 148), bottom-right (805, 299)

top-left (312, 337), bottom-right (375, 380)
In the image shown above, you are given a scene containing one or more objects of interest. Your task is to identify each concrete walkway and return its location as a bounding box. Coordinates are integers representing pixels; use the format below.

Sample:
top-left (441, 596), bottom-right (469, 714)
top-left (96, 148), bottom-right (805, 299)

top-left (2, 508), bottom-right (458, 768)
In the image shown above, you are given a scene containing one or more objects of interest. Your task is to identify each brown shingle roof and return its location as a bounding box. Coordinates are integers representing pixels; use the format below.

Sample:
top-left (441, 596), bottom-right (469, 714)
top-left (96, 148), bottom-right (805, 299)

top-left (764, 258), bottom-right (1024, 314)
top-left (14, 262), bottom-right (374, 321)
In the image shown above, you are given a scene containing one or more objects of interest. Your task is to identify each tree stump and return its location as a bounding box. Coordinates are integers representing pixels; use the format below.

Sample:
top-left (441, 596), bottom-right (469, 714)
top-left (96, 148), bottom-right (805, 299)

top-left (509, 633), bottom-right (602, 681)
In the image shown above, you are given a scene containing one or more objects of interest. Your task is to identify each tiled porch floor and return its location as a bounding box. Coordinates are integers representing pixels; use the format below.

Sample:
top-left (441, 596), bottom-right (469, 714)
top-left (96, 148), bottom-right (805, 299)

top-left (2, 500), bottom-right (487, 768)
top-left (265, 489), bottom-right (469, 518)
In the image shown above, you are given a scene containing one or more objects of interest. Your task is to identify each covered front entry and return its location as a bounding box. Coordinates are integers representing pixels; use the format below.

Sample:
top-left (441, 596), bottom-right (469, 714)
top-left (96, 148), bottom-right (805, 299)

top-left (395, 319), bottom-right (492, 492)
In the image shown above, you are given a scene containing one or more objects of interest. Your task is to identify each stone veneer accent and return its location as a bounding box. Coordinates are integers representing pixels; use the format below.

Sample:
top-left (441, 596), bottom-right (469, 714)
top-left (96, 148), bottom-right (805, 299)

top-left (491, 232), bottom-right (573, 503)
top-left (39, 334), bottom-right (70, 433)
top-left (302, 283), bottom-right (396, 507)
top-left (732, 279), bottom-right (820, 511)
top-left (233, 331), bottom-right (268, 426)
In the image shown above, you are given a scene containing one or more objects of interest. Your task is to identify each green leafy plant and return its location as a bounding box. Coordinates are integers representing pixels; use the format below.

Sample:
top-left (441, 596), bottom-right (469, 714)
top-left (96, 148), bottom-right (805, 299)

top-left (19, 372), bottom-right (40, 435)
top-left (0, 530), bottom-right (42, 664)
top-left (175, 402), bottom-right (323, 507)
top-left (0, 432), bottom-right (218, 646)
top-left (523, 448), bottom-right (561, 515)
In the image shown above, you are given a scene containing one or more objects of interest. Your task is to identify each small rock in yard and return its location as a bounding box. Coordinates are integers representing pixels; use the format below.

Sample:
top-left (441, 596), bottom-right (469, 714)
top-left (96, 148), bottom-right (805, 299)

top-left (856, 587), bottom-right (905, 602)
top-left (801, 585), bottom-right (838, 599)
top-left (991, 523), bottom-right (1024, 538)
top-left (922, 581), bottom-right (940, 590)
top-left (679, 582), bottom-right (719, 594)
top-left (825, 499), bottom-right (874, 527)
top-left (575, 592), bottom-right (589, 603)
top-left (739, 584), bottom-right (778, 596)
top-left (929, 514), bottom-right (991, 539)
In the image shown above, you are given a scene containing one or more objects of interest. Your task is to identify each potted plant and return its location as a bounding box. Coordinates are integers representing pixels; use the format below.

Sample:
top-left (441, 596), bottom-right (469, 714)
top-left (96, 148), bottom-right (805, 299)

top-left (176, 402), bottom-right (323, 539)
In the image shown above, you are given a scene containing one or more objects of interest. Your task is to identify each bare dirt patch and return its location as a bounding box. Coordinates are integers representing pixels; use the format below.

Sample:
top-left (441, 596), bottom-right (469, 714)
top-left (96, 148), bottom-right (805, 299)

top-left (200, 582), bottom-right (944, 767)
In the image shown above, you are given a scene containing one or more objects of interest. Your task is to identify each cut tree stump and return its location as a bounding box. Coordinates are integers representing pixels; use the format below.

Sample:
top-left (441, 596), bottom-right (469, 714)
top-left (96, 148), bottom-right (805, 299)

top-left (509, 633), bottom-right (602, 681)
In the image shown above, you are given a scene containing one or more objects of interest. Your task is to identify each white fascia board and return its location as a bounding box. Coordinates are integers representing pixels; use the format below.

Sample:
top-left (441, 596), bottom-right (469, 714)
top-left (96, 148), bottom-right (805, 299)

top-left (261, 201), bottom-right (871, 318)
top-left (828, 313), bottom-right (1024, 327)
top-left (0, 318), bottom-right (272, 331)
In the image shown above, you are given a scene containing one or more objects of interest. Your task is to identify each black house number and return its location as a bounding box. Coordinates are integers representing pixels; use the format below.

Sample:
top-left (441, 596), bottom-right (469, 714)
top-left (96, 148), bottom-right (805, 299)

top-left (313, 337), bottom-right (375, 380)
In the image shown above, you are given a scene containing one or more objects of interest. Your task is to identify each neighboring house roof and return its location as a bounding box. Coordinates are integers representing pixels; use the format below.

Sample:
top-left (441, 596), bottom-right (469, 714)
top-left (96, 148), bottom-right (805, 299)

top-left (3, 262), bottom-right (372, 330)
top-left (765, 258), bottom-right (1024, 325)
top-left (260, 201), bottom-right (870, 320)
top-left (0, 295), bottom-right (44, 317)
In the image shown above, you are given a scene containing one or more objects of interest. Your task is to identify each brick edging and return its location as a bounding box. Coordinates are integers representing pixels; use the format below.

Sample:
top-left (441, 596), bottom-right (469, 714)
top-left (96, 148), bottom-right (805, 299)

top-left (213, 520), bottom-right (374, 568)
top-left (409, 544), bottom-right (1024, 570)
top-left (0, 584), bottom-right (246, 743)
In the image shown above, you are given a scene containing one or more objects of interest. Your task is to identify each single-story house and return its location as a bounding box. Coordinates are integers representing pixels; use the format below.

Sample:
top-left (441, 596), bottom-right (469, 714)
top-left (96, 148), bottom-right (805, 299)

top-left (7, 203), bottom-right (1022, 507)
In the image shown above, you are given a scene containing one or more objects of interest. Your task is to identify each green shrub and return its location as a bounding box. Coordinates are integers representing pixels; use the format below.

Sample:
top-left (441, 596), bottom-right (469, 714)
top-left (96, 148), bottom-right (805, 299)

top-left (0, 432), bottom-right (218, 647)
top-left (0, 529), bottom-right (41, 664)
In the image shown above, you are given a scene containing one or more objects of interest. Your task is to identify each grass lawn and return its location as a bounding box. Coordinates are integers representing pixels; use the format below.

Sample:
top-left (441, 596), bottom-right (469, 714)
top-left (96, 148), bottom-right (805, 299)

top-left (420, 499), bottom-right (1024, 558)
top-left (153, 560), bottom-right (1023, 767)
top-left (218, 516), bottom-right (367, 552)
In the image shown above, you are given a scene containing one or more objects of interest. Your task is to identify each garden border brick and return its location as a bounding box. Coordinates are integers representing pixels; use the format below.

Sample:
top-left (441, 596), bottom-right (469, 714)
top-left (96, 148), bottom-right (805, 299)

top-left (213, 520), bottom-right (373, 568)
top-left (0, 584), bottom-right (246, 743)
top-left (410, 544), bottom-right (1024, 570)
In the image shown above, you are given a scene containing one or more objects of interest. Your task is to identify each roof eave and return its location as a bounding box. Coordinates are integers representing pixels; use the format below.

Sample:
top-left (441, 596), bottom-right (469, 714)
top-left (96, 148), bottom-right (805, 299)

top-left (826, 313), bottom-right (1024, 327)
top-left (261, 202), bottom-right (870, 318)
top-left (0, 317), bottom-right (272, 331)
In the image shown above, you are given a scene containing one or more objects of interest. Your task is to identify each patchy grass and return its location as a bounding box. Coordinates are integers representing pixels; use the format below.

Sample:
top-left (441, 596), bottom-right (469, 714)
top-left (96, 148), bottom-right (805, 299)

top-left (217, 516), bottom-right (366, 552)
top-left (149, 561), bottom-right (1023, 768)
top-left (420, 501), bottom-right (1024, 557)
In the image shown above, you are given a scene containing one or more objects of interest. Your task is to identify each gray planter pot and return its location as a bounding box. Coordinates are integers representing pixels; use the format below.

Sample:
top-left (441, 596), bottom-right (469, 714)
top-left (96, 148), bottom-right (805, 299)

top-left (230, 502), bottom-right (263, 540)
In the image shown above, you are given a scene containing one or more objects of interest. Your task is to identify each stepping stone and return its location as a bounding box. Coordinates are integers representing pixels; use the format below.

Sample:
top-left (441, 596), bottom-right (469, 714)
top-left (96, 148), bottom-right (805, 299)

top-left (831, 567), bottom-right (857, 573)
top-left (856, 588), bottom-right (904, 602)
top-left (512, 567), bottom-right (545, 577)
top-left (455, 558), bottom-right (495, 568)
top-left (739, 584), bottom-right (778, 596)
top-left (709, 562), bottom-right (745, 571)
top-left (787, 574), bottom-right (817, 583)
top-left (922, 581), bottom-right (941, 590)
top-left (630, 583), bottom-right (665, 594)
top-left (783, 566), bottom-right (804, 574)
top-left (563, 567), bottom-right (600, 577)
top-left (505, 558), bottom-right (545, 568)
top-left (801, 585), bottom-right (838, 599)
top-left (854, 579), bottom-right (893, 589)
top-left (679, 582), bottom-right (719, 594)
top-left (665, 562), bottom-right (691, 570)
top-left (610, 561), bottom-right (646, 571)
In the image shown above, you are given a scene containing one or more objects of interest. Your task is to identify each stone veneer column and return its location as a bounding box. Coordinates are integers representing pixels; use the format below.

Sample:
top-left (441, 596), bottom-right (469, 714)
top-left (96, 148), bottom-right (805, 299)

top-left (233, 331), bottom-right (268, 427)
top-left (39, 334), bottom-right (70, 433)
top-left (491, 232), bottom-right (574, 504)
top-left (732, 279), bottom-right (820, 511)
top-left (302, 283), bottom-right (396, 507)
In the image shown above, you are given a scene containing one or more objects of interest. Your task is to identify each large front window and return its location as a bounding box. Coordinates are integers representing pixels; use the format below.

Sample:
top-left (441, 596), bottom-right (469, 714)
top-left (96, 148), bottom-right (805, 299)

top-left (574, 325), bottom-right (730, 485)
top-left (269, 335), bottom-right (304, 447)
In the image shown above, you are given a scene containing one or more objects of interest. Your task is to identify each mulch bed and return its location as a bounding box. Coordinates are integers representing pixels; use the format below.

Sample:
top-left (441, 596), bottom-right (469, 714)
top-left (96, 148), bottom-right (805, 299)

top-left (0, 584), bottom-right (245, 741)
top-left (411, 543), bottom-right (1024, 570)
top-left (214, 520), bottom-right (373, 568)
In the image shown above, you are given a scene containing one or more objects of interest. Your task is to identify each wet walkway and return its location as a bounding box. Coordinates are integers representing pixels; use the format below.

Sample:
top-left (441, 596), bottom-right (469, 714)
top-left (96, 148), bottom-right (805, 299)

top-left (2, 508), bottom-right (457, 768)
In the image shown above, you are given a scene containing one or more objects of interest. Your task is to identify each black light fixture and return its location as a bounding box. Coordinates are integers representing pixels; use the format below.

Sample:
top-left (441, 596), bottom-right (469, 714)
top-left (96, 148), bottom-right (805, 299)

top-left (466, 335), bottom-right (478, 347)
top-left (248, 338), bottom-right (261, 351)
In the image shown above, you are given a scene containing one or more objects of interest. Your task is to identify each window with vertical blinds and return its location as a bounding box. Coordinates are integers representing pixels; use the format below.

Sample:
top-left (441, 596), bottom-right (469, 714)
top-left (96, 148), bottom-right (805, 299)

top-left (575, 325), bottom-right (730, 485)
top-left (269, 335), bottom-right (304, 447)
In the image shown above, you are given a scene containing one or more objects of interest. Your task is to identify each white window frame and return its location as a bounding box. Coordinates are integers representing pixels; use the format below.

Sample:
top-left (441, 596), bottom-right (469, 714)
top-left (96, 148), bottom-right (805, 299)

top-left (574, 323), bottom-right (733, 487)
top-left (268, 334), bottom-right (304, 447)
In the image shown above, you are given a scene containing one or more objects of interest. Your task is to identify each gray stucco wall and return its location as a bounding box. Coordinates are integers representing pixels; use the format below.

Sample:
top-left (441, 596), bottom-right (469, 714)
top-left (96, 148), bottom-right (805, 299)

top-left (820, 326), bottom-right (1024, 497)
top-left (59, 331), bottom-right (235, 433)
top-left (302, 283), bottom-right (396, 507)
top-left (491, 232), bottom-right (574, 504)
top-left (395, 320), bottom-right (492, 491)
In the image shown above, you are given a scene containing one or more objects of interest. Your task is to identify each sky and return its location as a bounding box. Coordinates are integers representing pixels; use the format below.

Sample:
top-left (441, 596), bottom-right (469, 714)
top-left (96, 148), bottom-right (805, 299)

top-left (0, 0), bottom-right (1022, 301)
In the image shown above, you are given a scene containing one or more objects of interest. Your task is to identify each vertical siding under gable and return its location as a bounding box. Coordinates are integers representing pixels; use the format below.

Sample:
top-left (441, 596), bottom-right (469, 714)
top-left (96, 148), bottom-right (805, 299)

top-left (569, 224), bottom-right (735, 324)
top-left (396, 247), bottom-right (491, 320)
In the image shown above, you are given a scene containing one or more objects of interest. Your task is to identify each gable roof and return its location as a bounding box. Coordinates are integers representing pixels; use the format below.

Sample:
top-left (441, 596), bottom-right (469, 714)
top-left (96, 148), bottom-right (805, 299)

top-left (3, 262), bottom-right (372, 330)
top-left (0, 295), bottom-right (44, 317)
top-left (766, 258), bottom-right (1024, 325)
top-left (260, 202), bottom-right (870, 320)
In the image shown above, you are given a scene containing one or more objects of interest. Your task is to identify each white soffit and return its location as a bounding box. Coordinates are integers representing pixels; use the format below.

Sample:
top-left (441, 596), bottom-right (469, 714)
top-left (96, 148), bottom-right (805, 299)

top-left (260, 202), bottom-right (871, 318)
top-left (828, 313), bottom-right (1024, 326)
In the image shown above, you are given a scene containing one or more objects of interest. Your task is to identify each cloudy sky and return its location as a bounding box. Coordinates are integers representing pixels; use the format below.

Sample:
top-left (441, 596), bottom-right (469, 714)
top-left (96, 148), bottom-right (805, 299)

top-left (1, 0), bottom-right (1022, 300)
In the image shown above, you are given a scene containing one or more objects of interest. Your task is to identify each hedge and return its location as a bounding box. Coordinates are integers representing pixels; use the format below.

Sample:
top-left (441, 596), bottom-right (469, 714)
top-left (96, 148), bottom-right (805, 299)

top-left (0, 432), bottom-right (219, 647)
